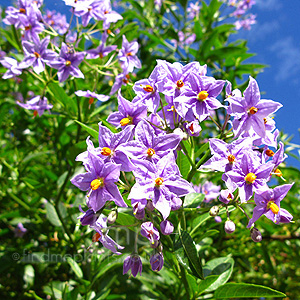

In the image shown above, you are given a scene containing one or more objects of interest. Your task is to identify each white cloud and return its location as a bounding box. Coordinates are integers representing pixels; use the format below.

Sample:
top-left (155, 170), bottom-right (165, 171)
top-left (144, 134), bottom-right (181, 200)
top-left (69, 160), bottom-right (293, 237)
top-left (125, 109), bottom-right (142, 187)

top-left (255, 0), bottom-right (282, 10)
top-left (270, 36), bottom-right (300, 83)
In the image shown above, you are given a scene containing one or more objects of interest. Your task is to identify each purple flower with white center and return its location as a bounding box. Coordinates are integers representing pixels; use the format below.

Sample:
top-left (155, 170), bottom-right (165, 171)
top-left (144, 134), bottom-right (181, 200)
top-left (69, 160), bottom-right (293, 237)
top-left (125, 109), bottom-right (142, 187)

top-left (234, 14), bottom-right (256, 30)
top-left (19, 6), bottom-right (45, 44)
top-left (222, 153), bottom-right (274, 202)
top-left (75, 90), bottom-right (109, 108)
top-left (110, 72), bottom-right (130, 95)
top-left (14, 223), bottom-right (27, 238)
top-left (219, 189), bottom-right (234, 204)
top-left (17, 95), bottom-right (53, 116)
top-left (48, 42), bottom-right (85, 82)
top-left (201, 181), bottom-right (221, 203)
top-left (107, 91), bottom-right (147, 129)
top-left (160, 220), bottom-right (174, 235)
top-left (229, 77), bottom-right (282, 138)
top-left (118, 35), bottom-right (141, 73)
top-left (70, 150), bottom-right (127, 212)
top-left (86, 36), bottom-right (117, 60)
top-left (99, 0), bottom-right (123, 29)
top-left (187, 1), bottom-right (201, 19)
top-left (150, 252), bottom-right (164, 271)
top-left (1, 57), bottom-right (22, 79)
top-left (141, 222), bottom-right (160, 244)
top-left (247, 184), bottom-right (293, 228)
top-left (123, 254), bottom-right (142, 277)
top-left (155, 60), bottom-right (207, 98)
top-left (120, 120), bottom-right (182, 164)
top-left (201, 137), bottom-right (253, 172)
top-left (174, 73), bottom-right (225, 122)
top-left (19, 36), bottom-right (57, 74)
top-left (128, 153), bottom-right (195, 219)
top-left (133, 66), bottom-right (162, 113)
top-left (90, 214), bottom-right (124, 254)
top-left (78, 205), bottom-right (98, 226)
top-left (74, 0), bottom-right (104, 27)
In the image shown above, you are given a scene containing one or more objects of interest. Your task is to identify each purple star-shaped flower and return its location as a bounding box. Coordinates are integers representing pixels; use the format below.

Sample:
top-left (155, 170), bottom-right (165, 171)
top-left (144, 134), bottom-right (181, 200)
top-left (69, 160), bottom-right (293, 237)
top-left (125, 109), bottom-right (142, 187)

top-left (17, 95), bottom-right (53, 116)
top-left (70, 151), bottom-right (127, 212)
top-left (107, 90), bottom-right (147, 128)
top-left (123, 254), bottom-right (143, 277)
top-left (128, 153), bottom-right (195, 219)
top-left (74, 0), bottom-right (104, 27)
top-left (98, 0), bottom-right (123, 29)
top-left (223, 153), bottom-right (274, 202)
top-left (228, 76), bottom-right (282, 138)
top-left (247, 184), bottom-right (293, 228)
top-left (86, 36), bottom-right (117, 60)
top-left (120, 120), bottom-right (182, 164)
top-left (75, 90), bottom-right (109, 108)
top-left (118, 35), bottom-right (141, 73)
top-left (48, 42), bottom-right (85, 82)
top-left (1, 57), bottom-right (22, 79)
top-left (174, 73), bottom-right (225, 122)
top-left (19, 36), bottom-right (57, 74)
top-left (140, 222), bottom-right (160, 244)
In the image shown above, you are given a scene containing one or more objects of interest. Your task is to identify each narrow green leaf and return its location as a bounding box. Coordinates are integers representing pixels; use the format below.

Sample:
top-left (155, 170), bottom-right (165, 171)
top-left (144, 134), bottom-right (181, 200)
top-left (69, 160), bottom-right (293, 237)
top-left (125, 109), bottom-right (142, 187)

top-left (179, 230), bottom-right (204, 279)
top-left (45, 202), bottom-right (62, 227)
top-left (198, 275), bottom-right (219, 295)
top-left (214, 283), bottom-right (286, 298)
top-left (75, 120), bottom-right (98, 140)
top-left (66, 257), bottom-right (83, 279)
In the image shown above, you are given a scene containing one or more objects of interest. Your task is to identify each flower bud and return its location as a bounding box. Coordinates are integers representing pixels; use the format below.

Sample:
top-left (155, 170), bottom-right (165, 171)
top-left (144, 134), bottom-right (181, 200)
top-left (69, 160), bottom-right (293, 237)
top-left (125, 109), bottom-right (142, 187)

top-left (107, 209), bottom-right (118, 224)
top-left (160, 220), bottom-right (174, 235)
top-left (250, 227), bottom-right (262, 242)
top-left (173, 128), bottom-right (188, 140)
top-left (224, 220), bottom-right (235, 234)
top-left (209, 205), bottom-right (220, 217)
top-left (214, 216), bottom-right (222, 223)
top-left (150, 252), bottom-right (164, 271)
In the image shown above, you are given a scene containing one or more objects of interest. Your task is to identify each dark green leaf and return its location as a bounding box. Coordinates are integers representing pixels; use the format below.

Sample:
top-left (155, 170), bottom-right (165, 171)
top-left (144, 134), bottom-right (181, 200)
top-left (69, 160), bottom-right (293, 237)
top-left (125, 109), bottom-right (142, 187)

top-left (45, 202), bottom-right (62, 227)
top-left (184, 193), bottom-right (205, 208)
top-left (75, 120), bottom-right (98, 140)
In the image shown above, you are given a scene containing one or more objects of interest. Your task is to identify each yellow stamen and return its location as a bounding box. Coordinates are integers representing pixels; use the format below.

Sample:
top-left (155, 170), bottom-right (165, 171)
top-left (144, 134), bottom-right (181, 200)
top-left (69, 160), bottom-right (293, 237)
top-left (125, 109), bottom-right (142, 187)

top-left (142, 85), bottom-right (154, 93)
top-left (197, 91), bottom-right (209, 101)
top-left (88, 97), bottom-right (94, 105)
top-left (147, 148), bottom-right (155, 156)
top-left (176, 80), bottom-right (184, 88)
top-left (249, 106), bottom-right (258, 115)
top-left (99, 53), bottom-right (104, 59)
top-left (265, 149), bottom-right (274, 157)
top-left (65, 60), bottom-right (71, 66)
top-left (34, 52), bottom-right (40, 58)
top-left (101, 147), bottom-right (111, 156)
top-left (90, 178), bottom-right (104, 190)
top-left (120, 116), bottom-right (133, 126)
top-left (155, 177), bottom-right (164, 186)
top-left (33, 110), bottom-right (38, 117)
top-left (267, 201), bottom-right (279, 214)
top-left (228, 154), bottom-right (235, 163)
top-left (244, 172), bottom-right (257, 184)
top-left (19, 8), bottom-right (26, 13)
top-left (92, 232), bottom-right (101, 242)
top-left (274, 168), bottom-right (282, 177)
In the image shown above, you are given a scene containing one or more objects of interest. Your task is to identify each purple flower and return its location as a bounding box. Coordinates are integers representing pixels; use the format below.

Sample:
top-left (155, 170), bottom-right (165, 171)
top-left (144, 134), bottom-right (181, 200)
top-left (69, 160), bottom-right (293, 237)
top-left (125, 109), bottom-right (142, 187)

top-left (107, 91), bottom-right (147, 128)
top-left (174, 73), bottom-right (225, 122)
top-left (225, 220), bottom-right (235, 234)
top-left (86, 36), bottom-right (117, 60)
top-left (235, 14), bottom-right (256, 30)
top-left (75, 90), bottom-right (109, 108)
top-left (98, 0), bottom-right (123, 29)
top-left (48, 42), bottom-right (85, 82)
top-left (222, 153), bottom-right (274, 202)
top-left (43, 10), bottom-right (69, 35)
top-left (219, 189), bottom-right (234, 205)
top-left (14, 223), bottom-right (27, 238)
top-left (78, 205), bottom-right (98, 226)
top-left (19, 36), bottom-right (57, 74)
top-left (247, 184), bottom-right (293, 227)
top-left (141, 222), bottom-right (160, 244)
top-left (1, 57), bottom-right (22, 79)
top-left (17, 95), bottom-right (53, 116)
top-left (129, 153), bottom-right (195, 219)
top-left (184, 121), bottom-right (202, 137)
top-left (110, 72), bottom-right (130, 95)
top-left (201, 137), bottom-right (253, 172)
top-left (123, 254), bottom-right (142, 277)
top-left (187, 1), bottom-right (201, 19)
top-left (120, 120), bottom-right (182, 164)
top-left (228, 76), bottom-right (282, 138)
top-left (150, 252), bottom-right (164, 271)
top-left (160, 220), bottom-right (174, 235)
top-left (118, 35), bottom-right (141, 73)
top-left (74, 0), bottom-right (104, 27)
top-left (201, 182), bottom-right (221, 203)
top-left (91, 214), bottom-right (124, 254)
top-left (70, 150), bottom-right (127, 212)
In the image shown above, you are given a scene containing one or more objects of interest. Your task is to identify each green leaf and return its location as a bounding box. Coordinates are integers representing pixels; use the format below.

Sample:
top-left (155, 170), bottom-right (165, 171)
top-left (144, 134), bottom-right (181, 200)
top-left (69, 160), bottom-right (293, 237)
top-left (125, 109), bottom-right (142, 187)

top-left (184, 193), bottom-right (205, 208)
top-left (214, 283), bottom-right (286, 298)
top-left (178, 230), bottom-right (204, 279)
top-left (45, 201), bottom-right (62, 227)
top-left (75, 120), bottom-right (98, 140)
top-left (198, 275), bottom-right (219, 295)
top-left (23, 265), bottom-right (35, 288)
top-left (66, 257), bottom-right (83, 279)
top-left (203, 256), bottom-right (234, 292)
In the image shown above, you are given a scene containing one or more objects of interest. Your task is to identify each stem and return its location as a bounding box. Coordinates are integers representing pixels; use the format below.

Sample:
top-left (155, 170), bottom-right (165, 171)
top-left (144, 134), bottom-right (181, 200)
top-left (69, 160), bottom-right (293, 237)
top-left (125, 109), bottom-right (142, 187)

top-left (209, 115), bottom-right (222, 130)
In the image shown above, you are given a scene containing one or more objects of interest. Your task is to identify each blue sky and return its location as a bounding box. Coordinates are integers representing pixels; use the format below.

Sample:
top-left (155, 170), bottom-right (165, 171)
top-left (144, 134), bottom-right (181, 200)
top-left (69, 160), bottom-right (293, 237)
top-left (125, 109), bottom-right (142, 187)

top-left (1, 0), bottom-right (300, 167)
